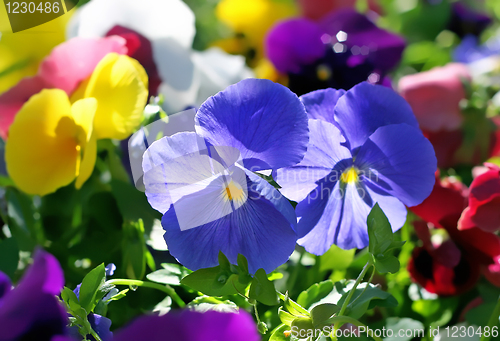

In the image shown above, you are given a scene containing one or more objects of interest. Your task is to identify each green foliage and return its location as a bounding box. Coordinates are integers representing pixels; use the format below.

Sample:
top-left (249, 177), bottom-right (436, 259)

top-left (0, 237), bottom-right (19, 279)
top-left (249, 268), bottom-right (279, 306)
top-left (122, 219), bottom-right (154, 280)
top-left (367, 204), bottom-right (405, 274)
top-left (180, 252), bottom-right (252, 296)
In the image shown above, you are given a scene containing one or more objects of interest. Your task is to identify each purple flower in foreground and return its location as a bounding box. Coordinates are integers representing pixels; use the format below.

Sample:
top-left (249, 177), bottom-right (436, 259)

top-left (265, 9), bottom-right (405, 95)
top-left (275, 82), bottom-right (437, 254)
top-left (113, 310), bottom-right (260, 341)
top-left (0, 249), bottom-right (68, 341)
top-left (448, 2), bottom-right (492, 38)
top-left (143, 78), bottom-right (309, 273)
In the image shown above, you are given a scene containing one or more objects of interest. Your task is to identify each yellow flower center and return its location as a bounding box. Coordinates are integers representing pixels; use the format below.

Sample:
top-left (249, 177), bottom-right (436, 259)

top-left (340, 167), bottom-right (359, 184)
top-left (316, 64), bottom-right (332, 81)
top-left (223, 180), bottom-right (246, 203)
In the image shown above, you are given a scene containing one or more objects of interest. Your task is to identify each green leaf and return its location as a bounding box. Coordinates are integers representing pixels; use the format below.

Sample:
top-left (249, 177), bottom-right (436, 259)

top-left (110, 179), bottom-right (160, 232)
top-left (105, 288), bottom-right (129, 302)
top-left (297, 280), bottom-right (334, 309)
top-left (249, 268), bottom-right (279, 306)
top-left (373, 254), bottom-right (401, 274)
top-left (367, 203), bottom-right (393, 255)
top-left (153, 296), bottom-right (172, 316)
top-left (384, 318), bottom-right (425, 341)
top-left (279, 292), bottom-right (310, 317)
top-left (269, 324), bottom-right (289, 341)
top-left (147, 269), bottom-right (182, 286)
top-left (237, 254), bottom-right (249, 274)
top-left (187, 296), bottom-right (239, 313)
top-left (344, 283), bottom-right (398, 319)
top-left (122, 219), bottom-right (147, 280)
top-left (278, 307), bottom-right (295, 326)
top-left (218, 251), bottom-right (231, 272)
top-left (319, 245), bottom-right (355, 272)
top-left (291, 317), bottom-right (314, 337)
top-left (321, 280), bottom-right (397, 320)
top-left (180, 266), bottom-right (250, 296)
top-left (310, 303), bottom-right (339, 326)
top-left (61, 287), bottom-right (81, 312)
top-left (0, 238), bottom-right (19, 279)
top-left (5, 188), bottom-right (38, 251)
top-left (78, 263), bottom-right (106, 313)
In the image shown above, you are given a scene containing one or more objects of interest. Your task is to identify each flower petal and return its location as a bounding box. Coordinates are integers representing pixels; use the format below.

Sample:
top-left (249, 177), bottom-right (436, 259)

top-left (192, 47), bottom-right (254, 107)
top-left (300, 88), bottom-right (346, 122)
top-left (5, 89), bottom-right (79, 196)
top-left (113, 310), bottom-right (260, 341)
top-left (265, 18), bottom-right (325, 74)
top-left (38, 36), bottom-right (128, 94)
top-left (334, 82), bottom-right (419, 151)
top-left (71, 97), bottom-right (97, 189)
top-left (0, 271), bottom-right (11, 299)
top-left (69, 0), bottom-right (195, 49)
top-left (320, 9), bottom-right (405, 73)
top-left (195, 78), bottom-right (309, 171)
top-left (297, 179), bottom-right (406, 253)
top-left (81, 53), bottom-right (148, 140)
top-left (0, 249), bottom-right (67, 339)
top-left (142, 132), bottom-right (213, 214)
top-left (275, 119), bottom-right (351, 203)
top-left (354, 123), bottom-right (436, 207)
top-left (0, 76), bottom-right (48, 140)
top-left (162, 174), bottom-right (297, 274)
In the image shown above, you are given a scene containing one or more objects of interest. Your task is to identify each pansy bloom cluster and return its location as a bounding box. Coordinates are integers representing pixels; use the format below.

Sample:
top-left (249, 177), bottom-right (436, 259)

top-left (2, 0), bottom-right (500, 339)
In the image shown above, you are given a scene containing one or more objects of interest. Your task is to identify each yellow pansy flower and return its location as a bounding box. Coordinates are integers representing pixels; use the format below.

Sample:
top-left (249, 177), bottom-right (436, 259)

top-left (0, 12), bottom-right (70, 94)
top-left (6, 53), bottom-right (148, 195)
top-left (215, 0), bottom-right (296, 65)
top-left (5, 89), bottom-right (96, 196)
top-left (72, 53), bottom-right (149, 140)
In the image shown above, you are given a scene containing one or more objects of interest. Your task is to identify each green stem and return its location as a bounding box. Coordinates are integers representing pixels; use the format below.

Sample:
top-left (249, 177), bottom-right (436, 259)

top-left (325, 316), bottom-right (383, 341)
top-left (331, 259), bottom-right (374, 339)
top-left (348, 264), bottom-right (375, 308)
top-left (287, 249), bottom-right (305, 295)
top-left (481, 295), bottom-right (500, 341)
top-left (89, 327), bottom-right (103, 341)
top-left (106, 279), bottom-right (185, 308)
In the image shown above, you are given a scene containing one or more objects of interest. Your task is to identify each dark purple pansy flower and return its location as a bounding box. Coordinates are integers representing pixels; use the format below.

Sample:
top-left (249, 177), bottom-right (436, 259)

top-left (265, 9), bottom-right (405, 96)
top-left (143, 78), bottom-right (308, 273)
top-left (113, 310), bottom-right (260, 341)
top-left (448, 2), bottom-right (492, 38)
top-left (0, 249), bottom-right (68, 341)
top-left (275, 83), bottom-right (436, 254)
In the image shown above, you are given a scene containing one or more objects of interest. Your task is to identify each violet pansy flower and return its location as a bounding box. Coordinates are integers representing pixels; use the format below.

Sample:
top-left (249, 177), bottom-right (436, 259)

top-left (143, 78), bottom-right (308, 273)
top-left (448, 2), bottom-right (492, 38)
top-left (0, 249), bottom-right (68, 341)
top-left (113, 310), bottom-right (260, 341)
top-left (265, 9), bottom-right (405, 96)
top-left (275, 82), bottom-right (437, 254)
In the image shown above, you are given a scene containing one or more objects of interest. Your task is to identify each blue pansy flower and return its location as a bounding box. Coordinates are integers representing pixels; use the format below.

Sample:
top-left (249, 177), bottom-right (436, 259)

top-left (142, 78), bottom-right (309, 274)
top-left (454, 34), bottom-right (500, 64)
top-left (275, 82), bottom-right (437, 254)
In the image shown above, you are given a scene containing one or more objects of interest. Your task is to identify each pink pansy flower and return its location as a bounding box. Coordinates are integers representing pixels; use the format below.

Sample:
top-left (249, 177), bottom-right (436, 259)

top-left (0, 36), bottom-right (128, 140)
top-left (398, 63), bottom-right (471, 132)
top-left (459, 163), bottom-right (500, 233)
